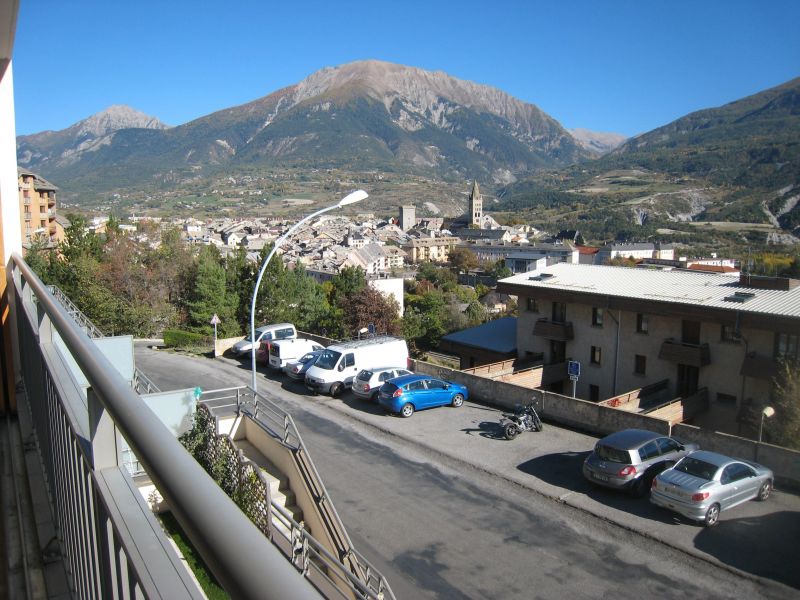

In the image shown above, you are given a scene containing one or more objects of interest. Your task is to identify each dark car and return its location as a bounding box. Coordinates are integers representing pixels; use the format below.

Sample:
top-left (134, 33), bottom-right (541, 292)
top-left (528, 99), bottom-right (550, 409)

top-left (377, 374), bottom-right (467, 418)
top-left (582, 429), bottom-right (698, 496)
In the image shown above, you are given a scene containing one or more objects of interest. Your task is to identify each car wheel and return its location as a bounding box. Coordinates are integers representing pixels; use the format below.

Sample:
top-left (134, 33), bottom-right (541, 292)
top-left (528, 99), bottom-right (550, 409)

top-left (631, 476), bottom-right (650, 498)
top-left (703, 503), bottom-right (721, 527)
top-left (504, 423), bottom-right (519, 440)
top-left (330, 382), bottom-right (343, 398)
top-left (400, 403), bottom-right (414, 418)
top-left (757, 481), bottom-right (772, 501)
top-left (451, 393), bottom-right (464, 408)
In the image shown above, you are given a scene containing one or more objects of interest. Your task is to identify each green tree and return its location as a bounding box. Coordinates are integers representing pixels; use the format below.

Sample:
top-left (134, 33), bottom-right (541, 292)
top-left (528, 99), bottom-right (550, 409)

top-left (768, 362), bottom-right (800, 450)
top-left (185, 246), bottom-right (238, 337)
top-left (449, 247), bottom-right (479, 272)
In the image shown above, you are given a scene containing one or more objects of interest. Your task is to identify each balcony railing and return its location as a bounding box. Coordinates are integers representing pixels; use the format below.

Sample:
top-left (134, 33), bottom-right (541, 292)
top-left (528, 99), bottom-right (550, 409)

top-left (11, 254), bottom-right (321, 599)
top-left (532, 318), bottom-right (574, 341)
top-left (658, 338), bottom-right (711, 367)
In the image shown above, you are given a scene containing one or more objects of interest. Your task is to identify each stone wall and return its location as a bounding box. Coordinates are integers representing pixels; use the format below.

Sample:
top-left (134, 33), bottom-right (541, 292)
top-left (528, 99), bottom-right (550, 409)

top-left (410, 359), bottom-right (800, 487)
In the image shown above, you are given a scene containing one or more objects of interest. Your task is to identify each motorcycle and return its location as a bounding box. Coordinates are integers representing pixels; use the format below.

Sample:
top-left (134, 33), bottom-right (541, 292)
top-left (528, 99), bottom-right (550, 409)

top-left (500, 403), bottom-right (543, 440)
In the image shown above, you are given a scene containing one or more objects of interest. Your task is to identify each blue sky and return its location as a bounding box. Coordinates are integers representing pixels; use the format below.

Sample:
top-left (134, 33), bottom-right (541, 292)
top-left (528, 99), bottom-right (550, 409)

top-left (11, 0), bottom-right (800, 137)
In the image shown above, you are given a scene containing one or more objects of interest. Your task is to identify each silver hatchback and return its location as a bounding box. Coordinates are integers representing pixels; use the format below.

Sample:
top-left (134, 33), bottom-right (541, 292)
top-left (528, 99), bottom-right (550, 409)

top-left (352, 367), bottom-right (412, 402)
top-left (582, 429), bottom-right (698, 497)
top-left (650, 450), bottom-right (773, 527)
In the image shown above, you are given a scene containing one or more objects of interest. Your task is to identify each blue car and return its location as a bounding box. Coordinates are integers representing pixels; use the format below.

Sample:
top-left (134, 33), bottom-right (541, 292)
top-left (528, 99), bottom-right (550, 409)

top-left (377, 374), bottom-right (467, 418)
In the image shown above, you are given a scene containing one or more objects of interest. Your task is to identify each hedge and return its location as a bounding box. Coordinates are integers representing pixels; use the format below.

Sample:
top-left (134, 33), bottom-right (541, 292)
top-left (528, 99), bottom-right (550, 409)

top-left (163, 329), bottom-right (213, 349)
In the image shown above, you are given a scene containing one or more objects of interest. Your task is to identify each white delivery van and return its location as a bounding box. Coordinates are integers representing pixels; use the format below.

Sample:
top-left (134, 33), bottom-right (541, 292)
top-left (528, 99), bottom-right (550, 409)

top-left (268, 338), bottom-right (324, 371)
top-left (305, 336), bottom-right (410, 397)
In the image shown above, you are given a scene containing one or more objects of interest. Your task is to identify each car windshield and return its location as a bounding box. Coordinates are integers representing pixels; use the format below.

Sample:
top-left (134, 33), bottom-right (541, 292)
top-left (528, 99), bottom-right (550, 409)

top-left (314, 349), bottom-right (341, 370)
top-left (674, 457), bottom-right (717, 480)
top-left (594, 444), bottom-right (630, 464)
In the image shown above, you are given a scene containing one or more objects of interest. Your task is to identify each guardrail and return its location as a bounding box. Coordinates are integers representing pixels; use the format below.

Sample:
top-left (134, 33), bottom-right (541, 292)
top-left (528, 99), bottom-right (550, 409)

top-left (12, 254), bottom-right (320, 599)
top-left (199, 386), bottom-right (395, 600)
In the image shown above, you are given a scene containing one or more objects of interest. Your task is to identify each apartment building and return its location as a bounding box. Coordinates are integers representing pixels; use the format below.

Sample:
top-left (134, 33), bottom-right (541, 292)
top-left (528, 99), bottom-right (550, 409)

top-left (497, 264), bottom-right (800, 434)
top-left (18, 167), bottom-right (60, 247)
top-left (401, 235), bottom-right (459, 263)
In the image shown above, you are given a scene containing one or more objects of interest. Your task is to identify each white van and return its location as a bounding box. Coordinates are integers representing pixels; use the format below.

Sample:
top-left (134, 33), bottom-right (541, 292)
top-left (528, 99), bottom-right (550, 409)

top-left (305, 336), bottom-right (410, 397)
top-left (233, 323), bottom-right (297, 357)
top-left (268, 338), bottom-right (324, 371)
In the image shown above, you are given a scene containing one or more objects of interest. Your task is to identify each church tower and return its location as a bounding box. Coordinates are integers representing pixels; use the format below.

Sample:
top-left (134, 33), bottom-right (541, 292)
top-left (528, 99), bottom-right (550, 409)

top-left (468, 181), bottom-right (483, 226)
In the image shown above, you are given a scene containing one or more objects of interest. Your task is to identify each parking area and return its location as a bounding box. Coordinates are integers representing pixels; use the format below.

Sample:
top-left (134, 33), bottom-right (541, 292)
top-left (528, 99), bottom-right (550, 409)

top-left (256, 366), bottom-right (800, 590)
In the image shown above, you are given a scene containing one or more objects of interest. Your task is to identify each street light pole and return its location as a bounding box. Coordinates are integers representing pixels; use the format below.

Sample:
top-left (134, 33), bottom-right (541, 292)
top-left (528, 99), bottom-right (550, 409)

top-left (249, 190), bottom-right (368, 393)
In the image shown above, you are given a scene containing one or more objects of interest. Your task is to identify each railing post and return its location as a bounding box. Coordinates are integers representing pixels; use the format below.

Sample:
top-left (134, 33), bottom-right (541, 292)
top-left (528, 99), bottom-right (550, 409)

top-left (88, 387), bottom-right (120, 470)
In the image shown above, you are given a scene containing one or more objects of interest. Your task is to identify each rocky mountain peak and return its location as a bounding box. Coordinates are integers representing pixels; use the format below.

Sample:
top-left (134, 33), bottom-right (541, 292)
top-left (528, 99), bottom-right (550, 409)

top-left (75, 105), bottom-right (169, 137)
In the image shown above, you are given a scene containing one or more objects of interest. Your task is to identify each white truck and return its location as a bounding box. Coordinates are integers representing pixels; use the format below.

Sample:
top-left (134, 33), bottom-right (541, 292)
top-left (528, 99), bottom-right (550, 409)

top-left (268, 338), bottom-right (324, 371)
top-left (304, 336), bottom-right (410, 397)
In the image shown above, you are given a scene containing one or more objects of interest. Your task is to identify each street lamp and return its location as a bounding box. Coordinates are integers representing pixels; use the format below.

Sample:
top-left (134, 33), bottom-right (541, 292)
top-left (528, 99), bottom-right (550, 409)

top-left (249, 190), bottom-right (368, 393)
top-left (759, 406), bottom-right (775, 443)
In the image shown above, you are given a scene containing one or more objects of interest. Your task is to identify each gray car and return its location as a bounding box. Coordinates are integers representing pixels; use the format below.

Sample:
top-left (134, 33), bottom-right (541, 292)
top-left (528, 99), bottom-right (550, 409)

top-left (285, 350), bottom-right (323, 381)
top-left (352, 367), bottom-right (413, 402)
top-left (650, 450), bottom-right (773, 527)
top-left (582, 429), bottom-right (698, 496)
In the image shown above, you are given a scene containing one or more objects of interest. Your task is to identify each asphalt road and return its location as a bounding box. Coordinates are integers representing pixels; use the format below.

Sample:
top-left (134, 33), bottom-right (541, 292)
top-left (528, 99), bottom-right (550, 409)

top-left (134, 346), bottom-right (798, 599)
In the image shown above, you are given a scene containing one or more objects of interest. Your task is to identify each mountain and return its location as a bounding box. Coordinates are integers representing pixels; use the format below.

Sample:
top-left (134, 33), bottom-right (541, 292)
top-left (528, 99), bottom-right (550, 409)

top-left (17, 60), bottom-right (588, 194)
top-left (568, 128), bottom-right (627, 155)
top-left (17, 105), bottom-right (169, 170)
top-left (609, 76), bottom-right (800, 189)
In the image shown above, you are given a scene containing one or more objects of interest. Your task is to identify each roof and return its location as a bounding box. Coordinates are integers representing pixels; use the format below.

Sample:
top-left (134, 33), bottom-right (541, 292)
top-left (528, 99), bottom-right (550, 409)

top-left (498, 263), bottom-right (800, 319)
top-left (598, 428), bottom-right (662, 449)
top-left (577, 246), bottom-right (600, 255)
top-left (441, 316), bottom-right (518, 353)
top-left (687, 264), bottom-right (739, 274)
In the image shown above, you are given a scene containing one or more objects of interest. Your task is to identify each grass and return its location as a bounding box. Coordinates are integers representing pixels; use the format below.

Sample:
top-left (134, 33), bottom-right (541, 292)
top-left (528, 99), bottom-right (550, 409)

top-left (159, 512), bottom-right (230, 600)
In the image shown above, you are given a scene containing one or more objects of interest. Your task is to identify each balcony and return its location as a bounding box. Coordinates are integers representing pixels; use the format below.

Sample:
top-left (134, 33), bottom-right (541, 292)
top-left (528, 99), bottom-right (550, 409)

top-left (23, 211), bottom-right (31, 220)
top-left (658, 338), bottom-right (711, 367)
top-left (740, 352), bottom-right (780, 380)
top-left (4, 254), bottom-right (392, 600)
top-left (532, 318), bottom-right (574, 341)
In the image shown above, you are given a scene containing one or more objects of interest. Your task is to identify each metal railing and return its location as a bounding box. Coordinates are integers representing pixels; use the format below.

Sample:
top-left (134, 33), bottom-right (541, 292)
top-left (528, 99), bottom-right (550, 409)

top-left (12, 254), bottom-right (320, 599)
top-left (198, 386), bottom-right (395, 600)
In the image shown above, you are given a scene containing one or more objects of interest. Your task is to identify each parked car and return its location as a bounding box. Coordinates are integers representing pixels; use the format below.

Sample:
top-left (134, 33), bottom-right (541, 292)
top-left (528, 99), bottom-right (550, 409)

top-left (377, 374), bottom-right (467, 418)
top-left (582, 429), bottom-right (698, 496)
top-left (650, 450), bottom-right (773, 527)
top-left (231, 323), bottom-right (297, 357)
top-left (305, 336), bottom-right (409, 396)
top-left (352, 367), bottom-right (413, 402)
top-left (285, 350), bottom-right (323, 381)
top-left (267, 338), bottom-right (324, 371)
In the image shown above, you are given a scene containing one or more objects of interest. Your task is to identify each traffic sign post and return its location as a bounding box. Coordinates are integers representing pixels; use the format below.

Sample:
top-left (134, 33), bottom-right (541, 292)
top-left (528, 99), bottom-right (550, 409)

top-left (567, 360), bottom-right (580, 398)
top-left (210, 313), bottom-right (221, 346)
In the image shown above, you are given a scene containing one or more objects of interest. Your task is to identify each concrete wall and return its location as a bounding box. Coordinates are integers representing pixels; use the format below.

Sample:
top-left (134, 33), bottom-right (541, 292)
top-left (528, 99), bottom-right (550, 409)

top-left (410, 359), bottom-right (800, 487)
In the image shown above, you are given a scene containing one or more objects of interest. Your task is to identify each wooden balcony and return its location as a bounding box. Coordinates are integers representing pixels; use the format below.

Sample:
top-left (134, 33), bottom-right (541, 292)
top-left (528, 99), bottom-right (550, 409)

top-left (532, 318), bottom-right (574, 341)
top-left (739, 353), bottom-right (779, 380)
top-left (658, 339), bottom-right (711, 367)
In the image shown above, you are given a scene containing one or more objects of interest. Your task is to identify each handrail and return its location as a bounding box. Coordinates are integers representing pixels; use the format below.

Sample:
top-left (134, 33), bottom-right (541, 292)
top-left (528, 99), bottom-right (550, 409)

top-left (12, 254), bottom-right (320, 600)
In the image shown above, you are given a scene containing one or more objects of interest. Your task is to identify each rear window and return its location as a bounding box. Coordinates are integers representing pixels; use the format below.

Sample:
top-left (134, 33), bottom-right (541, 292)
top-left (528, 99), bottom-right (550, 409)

top-left (594, 444), bottom-right (631, 464)
top-left (298, 353), bottom-right (316, 364)
top-left (674, 457), bottom-right (717, 481)
top-left (380, 382), bottom-right (399, 394)
top-left (357, 370), bottom-right (373, 381)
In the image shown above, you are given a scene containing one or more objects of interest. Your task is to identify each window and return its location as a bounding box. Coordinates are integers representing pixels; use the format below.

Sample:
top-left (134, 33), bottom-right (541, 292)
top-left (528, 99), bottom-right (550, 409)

top-left (638, 441), bottom-right (659, 461)
top-left (636, 313), bottom-right (648, 334)
top-left (426, 379), bottom-right (446, 389)
top-left (592, 307), bottom-right (603, 327)
top-left (721, 324), bottom-right (740, 343)
top-left (634, 354), bottom-right (646, 375)
top-left (589, 385), bottom-right (600, 402)
top-left (526, 297), bottom-right (539, 312)
top-left (656, 438), bottom-right (680, 455)
top-left (550, 340), bottom-right (566, 364)
top-left (344, 353), bottom-right (355, 368)
top-left (590, 346), bottom-right (602, 365)
top-left (775, 332), bottom-right (799, 361)
top-left (552, 302), bottom-right (566, 324)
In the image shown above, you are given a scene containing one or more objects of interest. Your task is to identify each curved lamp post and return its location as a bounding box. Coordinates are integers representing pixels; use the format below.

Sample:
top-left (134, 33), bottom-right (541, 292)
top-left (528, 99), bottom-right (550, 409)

top-left (249, 190), bottom-right (368, 393)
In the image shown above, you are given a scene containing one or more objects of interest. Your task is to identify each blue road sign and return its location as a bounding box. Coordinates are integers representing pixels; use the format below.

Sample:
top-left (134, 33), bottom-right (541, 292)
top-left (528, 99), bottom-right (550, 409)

top-left (567, 360), bottom-right (581, 378)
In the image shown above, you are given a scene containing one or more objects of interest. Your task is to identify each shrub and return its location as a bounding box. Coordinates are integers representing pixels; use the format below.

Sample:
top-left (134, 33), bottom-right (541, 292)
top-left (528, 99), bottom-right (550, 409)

top-left (163, 329), bottom-right (212, 350)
